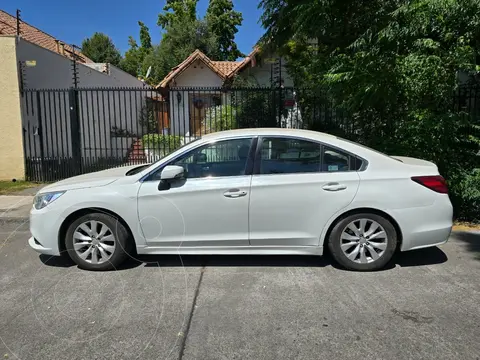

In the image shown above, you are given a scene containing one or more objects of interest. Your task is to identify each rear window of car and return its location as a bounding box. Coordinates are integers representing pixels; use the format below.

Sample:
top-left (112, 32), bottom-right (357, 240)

top-left (259, 137), bottom-right (365, 174)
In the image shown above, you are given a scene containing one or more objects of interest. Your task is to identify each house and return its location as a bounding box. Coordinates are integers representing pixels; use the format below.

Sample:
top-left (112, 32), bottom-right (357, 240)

top-left (0, 10), bottom-right (147, 180)
top-left (155, 48), bottom-right (294, 138)
top-left (0, 10), bottom-right (90, 63)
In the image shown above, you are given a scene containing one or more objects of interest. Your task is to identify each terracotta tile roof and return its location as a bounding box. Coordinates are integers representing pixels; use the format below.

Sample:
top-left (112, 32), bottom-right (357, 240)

top-left (211, 61), bottom-right (242, 77)
top-left (0, 10), bottom-right (91, 63)
top-left (233, 47), bottom-right (260, 74)
top-left (157, 48), bottom-right (260, 88)
top-left (158, 50), bottom-right (226, 88)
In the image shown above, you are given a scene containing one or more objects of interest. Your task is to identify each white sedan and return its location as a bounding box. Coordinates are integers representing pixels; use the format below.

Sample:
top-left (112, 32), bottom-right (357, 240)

top-left (28, 128), bottom-right (453, 271)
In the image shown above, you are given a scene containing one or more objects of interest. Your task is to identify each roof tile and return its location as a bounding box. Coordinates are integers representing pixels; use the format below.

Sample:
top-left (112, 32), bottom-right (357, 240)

top-left (211, 61), bottom-right (242, 77)
top-left (157, 48), bottom-right (260, 88)
top-left (0, 10), bottom-right (91, 63)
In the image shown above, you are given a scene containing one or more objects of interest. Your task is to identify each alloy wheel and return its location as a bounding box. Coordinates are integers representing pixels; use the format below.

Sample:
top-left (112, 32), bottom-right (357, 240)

top-left (340, 218), bottom-right (388, 264)
top-left (73, 220), bottom-right (116, 265)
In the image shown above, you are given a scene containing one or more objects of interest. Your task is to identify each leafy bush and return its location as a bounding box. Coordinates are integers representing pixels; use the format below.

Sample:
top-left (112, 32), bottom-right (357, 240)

top-left (235, 91), bottom-right (277, 128)
top-left (138, 105), bottom-right (157, 132)
top-left (142, 134), bottom-right (182, 154)
top-left (203, 105), bottom-right (237, 132)
top-left (450, 169), bottom-right (480, 222)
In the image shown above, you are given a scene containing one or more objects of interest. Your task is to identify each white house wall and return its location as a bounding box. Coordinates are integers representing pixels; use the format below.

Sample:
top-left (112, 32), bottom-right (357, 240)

top-left (169, 64), bottom-right (224, 136)
top-left (17, 38), bottom-right (147, 161)
top-left (240, 57), bottom-right (294, 87)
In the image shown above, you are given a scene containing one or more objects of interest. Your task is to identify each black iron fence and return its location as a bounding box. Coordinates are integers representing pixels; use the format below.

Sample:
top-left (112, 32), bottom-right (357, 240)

top-left (20, 85), bottom-right (480, 181)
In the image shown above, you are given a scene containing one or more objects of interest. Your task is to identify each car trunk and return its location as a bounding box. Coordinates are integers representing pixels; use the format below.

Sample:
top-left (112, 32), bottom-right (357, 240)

top-left (390, 156), bottom-right (440, 176)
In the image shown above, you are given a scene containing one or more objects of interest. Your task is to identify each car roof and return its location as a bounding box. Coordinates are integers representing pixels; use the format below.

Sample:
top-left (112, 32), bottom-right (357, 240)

top-left (200, 128), bottom-right (394, 164)
top-left (201, 128), bottom-right (337, 141)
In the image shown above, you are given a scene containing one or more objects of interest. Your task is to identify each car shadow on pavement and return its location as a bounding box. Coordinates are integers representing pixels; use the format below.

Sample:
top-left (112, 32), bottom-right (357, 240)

top-left (391, 246), bottom-right (448, 268)
top-left (126, 246), bottom-right (448, 271)
top-left (451, 231), bottom-right (480, 260)
top-left (39, 246), bottom-right (448, 271)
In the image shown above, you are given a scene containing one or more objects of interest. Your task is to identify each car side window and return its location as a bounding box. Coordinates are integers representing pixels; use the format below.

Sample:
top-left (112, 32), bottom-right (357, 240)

top-left (259, 137), bottom-right (322, 174)
top-left (323, 146), bottom-right (351, 172)
top-left (164, 138), bottom-right (253, 179)
top-left (259, 138), bottom-right (362, 174)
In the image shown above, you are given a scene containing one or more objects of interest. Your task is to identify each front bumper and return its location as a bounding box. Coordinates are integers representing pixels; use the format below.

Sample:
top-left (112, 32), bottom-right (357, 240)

top-left (29, 206), bottom-right (66, 256)
top-left (28, 236), bottom-right (58, 255)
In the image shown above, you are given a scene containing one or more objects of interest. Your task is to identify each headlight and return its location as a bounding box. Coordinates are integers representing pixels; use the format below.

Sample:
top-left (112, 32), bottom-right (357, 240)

top-left (33, 191), bottom-right (65, 210)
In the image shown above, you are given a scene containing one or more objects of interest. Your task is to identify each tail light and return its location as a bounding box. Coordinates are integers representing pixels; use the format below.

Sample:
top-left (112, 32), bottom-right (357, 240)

top-left (411, 175), bottom-right (448, 193)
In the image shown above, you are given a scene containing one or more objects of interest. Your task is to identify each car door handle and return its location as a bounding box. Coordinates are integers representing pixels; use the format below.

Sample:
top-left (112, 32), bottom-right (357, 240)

top-left (223, 189), bottom-right (248, 198)
top-left (322, 182), bottom-right (347, 191)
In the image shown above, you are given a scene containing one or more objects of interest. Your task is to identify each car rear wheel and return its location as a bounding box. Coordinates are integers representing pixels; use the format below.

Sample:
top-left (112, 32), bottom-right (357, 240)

top-left (65, 212), bottom-right (131, 271)
top-left (328, 213), bottom-right (397, 271)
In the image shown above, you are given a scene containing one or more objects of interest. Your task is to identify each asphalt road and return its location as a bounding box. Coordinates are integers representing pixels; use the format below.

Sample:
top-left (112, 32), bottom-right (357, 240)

top-left (1, 221), bottom-right (479, 360)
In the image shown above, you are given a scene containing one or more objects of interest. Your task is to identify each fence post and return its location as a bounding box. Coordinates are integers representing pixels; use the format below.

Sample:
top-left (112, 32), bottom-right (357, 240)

top-left (68, 88), bottom-right (82, 175)
top-left (35, 91), bottom-right (46, 181)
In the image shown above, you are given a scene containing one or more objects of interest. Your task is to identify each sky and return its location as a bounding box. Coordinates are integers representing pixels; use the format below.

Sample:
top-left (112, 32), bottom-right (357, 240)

top-left (2, 0), bottom-right (264, 56)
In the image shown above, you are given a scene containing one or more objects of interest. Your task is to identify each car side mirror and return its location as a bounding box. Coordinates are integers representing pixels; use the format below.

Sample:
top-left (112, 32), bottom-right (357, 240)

top-left (160, 165), bottom-right (185, 180)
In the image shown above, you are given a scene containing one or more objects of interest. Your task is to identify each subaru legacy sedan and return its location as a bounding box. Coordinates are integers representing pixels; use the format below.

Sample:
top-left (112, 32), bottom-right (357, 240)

top-left (29, 128), bottom-right (453, 271)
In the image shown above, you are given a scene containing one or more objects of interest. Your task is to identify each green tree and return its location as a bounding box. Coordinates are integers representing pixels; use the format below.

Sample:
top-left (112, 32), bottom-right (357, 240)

top-left (119, 22), bottom-right (153, 78)
top-left (157, 0), bottom-right (198, 29)
top-left (259, 0), bottom-right (480, 220)
top-left (119, 37), bottom-right (141, 76)
top-left (206, 0), bottom-right (244, 60)
top-left (139, 21), bottom-right (152, 49)
top-left (143, 19), bottom-right (220, 84)
top-left (81, 32), bottom-right (122, 65)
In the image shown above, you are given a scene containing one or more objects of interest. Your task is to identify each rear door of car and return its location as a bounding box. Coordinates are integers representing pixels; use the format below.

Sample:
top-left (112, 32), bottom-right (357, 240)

top-left (248, 136), bottom-right (361, 247)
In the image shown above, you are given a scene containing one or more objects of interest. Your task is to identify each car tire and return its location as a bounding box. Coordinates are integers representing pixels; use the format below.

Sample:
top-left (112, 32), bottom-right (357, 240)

top-left (65, 212), bottom-right (132, 271)
top-left (328, 213), bottom-right (397, 271)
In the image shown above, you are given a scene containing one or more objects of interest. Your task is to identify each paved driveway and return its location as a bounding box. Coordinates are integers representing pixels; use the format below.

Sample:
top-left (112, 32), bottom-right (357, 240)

top-left (0, 222), bottom-right (479, 360)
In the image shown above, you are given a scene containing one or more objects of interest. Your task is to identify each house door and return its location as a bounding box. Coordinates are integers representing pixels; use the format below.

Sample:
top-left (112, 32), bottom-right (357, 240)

top-left (189, 94), bottom-right (214, 136)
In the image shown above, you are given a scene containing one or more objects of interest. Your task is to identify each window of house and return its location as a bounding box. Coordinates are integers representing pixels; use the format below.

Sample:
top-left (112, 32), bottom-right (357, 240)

top-left (168, 138), bottom-right (253, 179)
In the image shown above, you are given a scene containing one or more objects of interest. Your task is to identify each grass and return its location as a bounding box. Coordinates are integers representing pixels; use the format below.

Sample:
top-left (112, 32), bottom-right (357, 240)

top-left (0, 181), bottom-right (43, 195)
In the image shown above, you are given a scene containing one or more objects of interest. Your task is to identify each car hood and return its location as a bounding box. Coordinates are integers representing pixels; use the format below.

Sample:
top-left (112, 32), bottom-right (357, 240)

top-left (39, 164), bottom-right (149, 193)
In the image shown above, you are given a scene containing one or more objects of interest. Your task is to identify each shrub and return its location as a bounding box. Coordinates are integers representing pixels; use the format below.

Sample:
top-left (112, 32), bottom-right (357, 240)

top-left (203, 105), bottom-right (237, 132)
top-left (142, 134), bottom-right (182, 154)
top-left (138, 105), bottom-right (157, 132)
top-left (450, 169), bottom-right (480, 222)
top-left (235, 92), bottom-right (277, 128)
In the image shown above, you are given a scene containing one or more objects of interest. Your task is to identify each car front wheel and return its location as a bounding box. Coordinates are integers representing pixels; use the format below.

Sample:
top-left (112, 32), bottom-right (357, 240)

top-left (65, 212), bottom-right (132, 271)
top-left (328, 213), bottom-right (397, 271)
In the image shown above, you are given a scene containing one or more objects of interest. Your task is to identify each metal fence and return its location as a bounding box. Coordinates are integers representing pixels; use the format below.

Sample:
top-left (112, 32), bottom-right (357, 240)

top-left (20, 85), bottom-right (480, 181)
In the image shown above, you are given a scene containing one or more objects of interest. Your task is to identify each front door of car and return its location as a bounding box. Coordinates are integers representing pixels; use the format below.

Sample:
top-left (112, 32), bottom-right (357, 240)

top-left (248, 136), bottom-right (361, 247)
top-left (137, 137), bottom-right (255, 247)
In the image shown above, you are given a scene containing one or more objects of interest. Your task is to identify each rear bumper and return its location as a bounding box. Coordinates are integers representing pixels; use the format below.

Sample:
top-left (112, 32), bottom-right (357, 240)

top-left (391, 196), bottom-right (453, 252)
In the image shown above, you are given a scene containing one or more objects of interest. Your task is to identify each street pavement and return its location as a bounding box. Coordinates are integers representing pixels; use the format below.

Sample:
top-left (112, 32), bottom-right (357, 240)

top-left (0, 216), bottom-right (479, 360)
top-left (0, 196), bottom-right (34, 222)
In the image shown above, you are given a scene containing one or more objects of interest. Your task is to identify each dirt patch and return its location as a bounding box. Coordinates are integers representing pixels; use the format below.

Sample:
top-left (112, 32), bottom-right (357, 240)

top-left (453, 222), bottom-right (480, 232)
